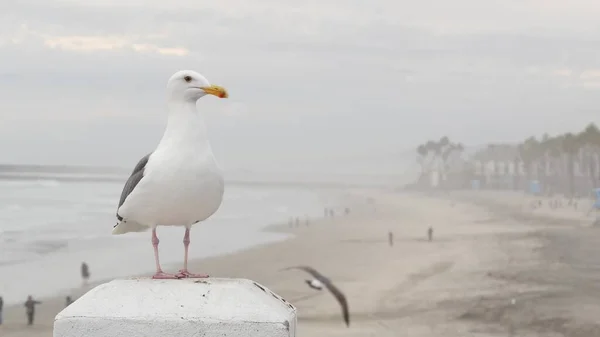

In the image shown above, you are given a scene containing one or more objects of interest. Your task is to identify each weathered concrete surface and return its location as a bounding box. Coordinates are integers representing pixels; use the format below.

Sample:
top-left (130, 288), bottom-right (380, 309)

top-left (54, 278), bottom-right (296, 337)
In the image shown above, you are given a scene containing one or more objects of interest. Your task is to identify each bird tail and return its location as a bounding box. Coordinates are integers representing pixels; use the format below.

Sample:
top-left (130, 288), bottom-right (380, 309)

top-left (112, 220), bottom-right (149, 235)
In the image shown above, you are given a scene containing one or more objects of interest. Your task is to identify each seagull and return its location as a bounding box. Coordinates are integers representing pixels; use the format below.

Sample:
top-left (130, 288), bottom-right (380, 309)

top-left (282, 266), bottom-right (350, 327)
top-left (113, 70), bottom-right (228, 280)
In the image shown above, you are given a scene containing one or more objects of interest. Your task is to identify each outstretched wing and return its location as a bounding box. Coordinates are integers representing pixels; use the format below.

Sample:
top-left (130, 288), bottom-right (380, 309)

top-left (116, 153), bottom-right (151, 221)
top-left (282, 265), bottom-right (350, 327)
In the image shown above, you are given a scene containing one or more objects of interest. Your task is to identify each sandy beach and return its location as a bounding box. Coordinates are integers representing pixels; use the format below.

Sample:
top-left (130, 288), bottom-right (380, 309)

top-left (3, 189), bottom-right (600, 336)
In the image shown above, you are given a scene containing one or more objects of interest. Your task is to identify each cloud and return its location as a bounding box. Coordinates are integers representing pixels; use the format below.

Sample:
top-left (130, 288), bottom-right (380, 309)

top-left (2, 0), bottom-right (600, 172)
top-left (43, 34), bottom-right (190, 56)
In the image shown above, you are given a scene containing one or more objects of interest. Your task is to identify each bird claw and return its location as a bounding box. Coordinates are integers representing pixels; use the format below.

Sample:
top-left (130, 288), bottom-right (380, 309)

top-left (176, 270), bottom-right (209, 278)
top-left (152, 272), bottom-right (182, 279)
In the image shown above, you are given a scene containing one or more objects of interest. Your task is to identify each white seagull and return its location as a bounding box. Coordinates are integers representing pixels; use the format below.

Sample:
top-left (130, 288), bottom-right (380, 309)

top-left (113, 70), bottom-right (228, 279)
top-left (282, 266), bottom-right (350, 327)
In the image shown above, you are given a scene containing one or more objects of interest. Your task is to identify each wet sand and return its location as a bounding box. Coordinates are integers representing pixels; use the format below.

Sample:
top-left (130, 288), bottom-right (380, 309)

top-left (2, 189), bottom-right (600, 336)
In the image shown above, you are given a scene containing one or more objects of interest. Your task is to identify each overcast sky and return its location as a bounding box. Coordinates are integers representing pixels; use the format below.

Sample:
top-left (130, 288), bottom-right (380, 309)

top-left (2, 0), bottom-right (600, 174)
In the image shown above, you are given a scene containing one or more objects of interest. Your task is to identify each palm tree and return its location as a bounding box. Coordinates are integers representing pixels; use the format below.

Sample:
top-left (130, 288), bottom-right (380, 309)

top-left (424, 140), bottom-right (438, 175)
top-left (538, 133), bottom-right (552, 187)
top-left (416, 144), bottom-right (428, 181)
top-left (440, 142), bottom-right (462, 188)
top-left (518, 136), bottom-right (540, 188)
top-left (441, 144), bottom-right (456, 169)
top-left (439, 136), bottom-right (450, 149)
top-left (579, 123), bottom-right (600, 189)
top-left (545, 136), bottom-right (563, 193)
top-left (414, 138), bottom-right (467, 188)
top-left (562, 133), bottom-right (580, 197)
top-left (416, 122), bottom-right (600, 194)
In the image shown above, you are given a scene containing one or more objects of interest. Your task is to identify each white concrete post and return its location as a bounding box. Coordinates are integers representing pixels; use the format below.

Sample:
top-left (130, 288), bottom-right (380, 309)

top-left (54, 278), bottom-right (297, 337)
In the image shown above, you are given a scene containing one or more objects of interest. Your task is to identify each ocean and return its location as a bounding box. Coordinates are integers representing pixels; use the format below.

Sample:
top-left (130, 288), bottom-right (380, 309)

top-left (0, 169), bottom-right (347, 305)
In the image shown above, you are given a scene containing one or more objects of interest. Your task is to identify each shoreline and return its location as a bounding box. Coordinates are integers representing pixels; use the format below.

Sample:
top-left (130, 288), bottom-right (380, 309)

top-left (0, 183), bottom-right (351, 307)
top-left (4, 189), bottom-right (599, 336)
top-left (0, 189), bottom-right (369, 323)
top-left (0, 189), bottom-right (374, 335)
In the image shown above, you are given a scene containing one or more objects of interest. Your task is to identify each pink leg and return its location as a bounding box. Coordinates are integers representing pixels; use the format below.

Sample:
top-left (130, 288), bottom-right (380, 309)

top-left (177, 228), bottom-right (209, 278)
top-left (151, 228), bottom-right (180, 279)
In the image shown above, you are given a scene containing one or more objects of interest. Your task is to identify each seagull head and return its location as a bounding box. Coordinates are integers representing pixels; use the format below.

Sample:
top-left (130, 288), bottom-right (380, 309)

top-left (166, 70), bottom-right (228, 102)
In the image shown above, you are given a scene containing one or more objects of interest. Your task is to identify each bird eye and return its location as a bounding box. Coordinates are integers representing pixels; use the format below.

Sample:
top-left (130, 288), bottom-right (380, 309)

top-left (184, 76), bottom-right (192, 82)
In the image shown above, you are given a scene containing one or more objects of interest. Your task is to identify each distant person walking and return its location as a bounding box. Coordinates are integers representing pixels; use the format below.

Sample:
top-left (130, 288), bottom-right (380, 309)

top-left (65, 296), bottom-right (74, 308)
top-left (24, 295), bottom-right (41, 326)
top-left (81, 262), bottom-right (90, 286)
top-left (0, 295), bottom-right (4, 325)
top-left (427, 226), bottom-right (433, 242)
top-left (388, 231), bottom-right (394, 247)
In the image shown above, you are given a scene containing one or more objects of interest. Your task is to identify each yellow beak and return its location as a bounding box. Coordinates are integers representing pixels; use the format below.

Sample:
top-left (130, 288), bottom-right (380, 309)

top-left (200, 85), bottom-right (228, 98)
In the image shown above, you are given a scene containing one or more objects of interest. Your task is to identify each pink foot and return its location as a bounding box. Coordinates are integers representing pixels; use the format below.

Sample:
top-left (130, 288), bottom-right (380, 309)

top-left (177, 269), bottom-right (209, 278)
top-left (152, 271), bottom-right (181, 279)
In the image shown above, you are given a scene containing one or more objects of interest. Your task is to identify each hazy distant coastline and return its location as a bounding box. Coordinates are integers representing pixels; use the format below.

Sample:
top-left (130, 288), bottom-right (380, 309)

top-left (0, 164), bottom-right (411, 189)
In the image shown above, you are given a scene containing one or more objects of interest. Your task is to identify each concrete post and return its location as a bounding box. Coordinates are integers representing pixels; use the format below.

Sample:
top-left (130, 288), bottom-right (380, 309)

top-left (54, 278), bottom-right (297, 337)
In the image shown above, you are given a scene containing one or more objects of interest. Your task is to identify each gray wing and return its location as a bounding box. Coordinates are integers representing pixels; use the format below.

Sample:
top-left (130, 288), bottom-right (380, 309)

top-left (116, 153), bottom-right (151, 221)
top-left (282, 265), bottom-right (350, 327)
top-left (283, 266), bottom-right (329, 283)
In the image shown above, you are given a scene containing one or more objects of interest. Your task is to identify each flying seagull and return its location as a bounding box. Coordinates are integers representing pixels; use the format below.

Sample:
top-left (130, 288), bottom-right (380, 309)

top-left (113, 70), bottom-right (228, 279)
top-left (282, 266), bottom-right (350, 327)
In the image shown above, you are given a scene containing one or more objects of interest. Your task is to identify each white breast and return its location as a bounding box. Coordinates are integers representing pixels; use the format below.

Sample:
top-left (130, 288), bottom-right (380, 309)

top-left (119, 147), bottom-right (224, 227)
top-left (307, 279), bottom-right (324, 290)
